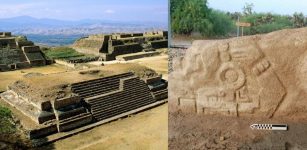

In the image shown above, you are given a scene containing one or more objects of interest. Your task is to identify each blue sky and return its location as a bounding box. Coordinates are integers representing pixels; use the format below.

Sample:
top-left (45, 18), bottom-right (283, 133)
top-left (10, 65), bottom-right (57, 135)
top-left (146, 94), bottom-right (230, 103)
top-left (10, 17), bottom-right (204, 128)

top-left (208, 0), bottom-right (307, 15)
top-left (0, 0), bottom-right (168, 22)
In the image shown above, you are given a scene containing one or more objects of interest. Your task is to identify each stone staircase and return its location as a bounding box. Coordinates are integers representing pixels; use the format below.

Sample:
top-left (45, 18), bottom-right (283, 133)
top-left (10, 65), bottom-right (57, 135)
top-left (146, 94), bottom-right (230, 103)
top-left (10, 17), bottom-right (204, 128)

top-left (146, 77), bottom-right (168, 101)
top-left (57, 112), bottom-right (92, 132)
top-left (152, 88), bottom-right (168, 100)
top-left (72, 73), bottom-right (156, 121)
top-left (71, 72), bottom-right (134, 98)
top-left (52, 97), bottom-right (93, 132)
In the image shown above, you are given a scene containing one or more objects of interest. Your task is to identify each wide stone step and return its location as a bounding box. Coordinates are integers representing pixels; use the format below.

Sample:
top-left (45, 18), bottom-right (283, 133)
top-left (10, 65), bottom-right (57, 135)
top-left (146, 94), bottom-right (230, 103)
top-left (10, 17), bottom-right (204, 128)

top-left (115, 51), bottom-right (160, 61)
top-left (91, 95), bottom-right (154, 115)
top-left (148, 82), bottom-right (168, 92)
top-left (72, 72), bottom-right (133, 86)
top-left (57, 107), bottom-right (86, 120)
top-left (153, 88), bottom-right (168, 95)
top-left (85, 82), bottom-right (150, 103)
top-left (58, 113), bottom-right (93, 132)
top-left (93, 100), bottom-right (153, 119)
top-left (59, 112), bottom-right (91, 124)
top-left (71, 72), bottom-right (133, 87)
top-left (81, 85), bottom-right (149, 103)
top-left (90, 92), bottom-right (153, 112)
top-left (72, 74), bottom-right (140, 99)
top-left (87, 87), bottom-right (150, 105)
top-left (75, 86), bottom-right (119, 98)
top-left (72, 79), bottom-right (120, 91)
top-left (93, 100), bottom-right (154, 121)
top-left (152, 89), bottom-right (168, 100)
top-left (89, 86), bottom-right (150, 101)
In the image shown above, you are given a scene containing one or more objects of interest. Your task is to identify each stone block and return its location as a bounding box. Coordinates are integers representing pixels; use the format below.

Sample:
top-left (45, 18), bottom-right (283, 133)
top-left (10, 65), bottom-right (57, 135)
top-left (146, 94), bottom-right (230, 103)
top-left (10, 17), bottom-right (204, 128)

top-left (53, 96), bottom-right (81, 110)
top-left (178, 98), bottom-right (196, 113)
top-left (22, 46), bottom-right (40, 53)
top-left (29, 124), bottom-right (58, 139)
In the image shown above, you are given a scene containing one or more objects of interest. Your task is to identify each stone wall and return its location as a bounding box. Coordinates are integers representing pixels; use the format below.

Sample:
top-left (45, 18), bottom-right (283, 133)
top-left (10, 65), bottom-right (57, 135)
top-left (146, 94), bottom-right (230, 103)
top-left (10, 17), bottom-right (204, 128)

top-left (0, 38), bottom-right (17, 49)
top-left (52, 96), bottom-right (81, 109)
top-left (29, 124), bottom-right (58, 139)
top-left (73, 31), bottom-right (168, 61)
top-left (0, 32), bottom-right (12, 37)
top-left (0, 33), bottom-right (48, 71)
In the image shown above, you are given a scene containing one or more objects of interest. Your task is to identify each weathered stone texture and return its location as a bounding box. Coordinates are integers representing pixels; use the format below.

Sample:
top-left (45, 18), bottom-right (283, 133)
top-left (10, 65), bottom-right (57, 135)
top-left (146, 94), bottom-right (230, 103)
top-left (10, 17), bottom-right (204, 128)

top-left (1, 70), bottom-right (168, 139)
top-left (72, 31), bottom-right (168, 61)
top-left (170, 27), bottom-right (307, 118)
top-left (0, 33), bottom-right (47, 71)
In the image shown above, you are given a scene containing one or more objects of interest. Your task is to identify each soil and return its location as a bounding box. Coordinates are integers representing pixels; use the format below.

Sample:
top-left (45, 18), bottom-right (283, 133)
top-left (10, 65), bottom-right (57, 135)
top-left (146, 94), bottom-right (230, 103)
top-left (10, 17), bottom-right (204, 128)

top-left (169, 108), bottom-right (307, 150)
top-left (0, 64), bottom-right (69, 92)
top-left (129, 55), bottom-right (168, 78)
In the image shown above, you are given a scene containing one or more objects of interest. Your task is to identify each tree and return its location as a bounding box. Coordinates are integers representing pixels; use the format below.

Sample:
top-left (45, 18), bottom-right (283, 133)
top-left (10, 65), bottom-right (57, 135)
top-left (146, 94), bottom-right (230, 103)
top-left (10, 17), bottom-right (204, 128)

top-left (210, 10), bottom-right (235, 36)
top-left (292, 12), bottom-right (305, 28)
top-left (171, 0), bottom-right (213, 35)
top-left (171, 0), bottom-right (235, 37)
top-left (227, 12), bottom-right (242, 20)
top-left (243, 3), bottom-right (254, 16)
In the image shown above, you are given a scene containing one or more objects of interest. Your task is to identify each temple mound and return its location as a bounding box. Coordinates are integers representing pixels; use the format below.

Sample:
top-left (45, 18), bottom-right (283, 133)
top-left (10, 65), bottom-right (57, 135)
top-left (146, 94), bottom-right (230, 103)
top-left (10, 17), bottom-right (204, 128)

top-left (169, 27), bottom-right (307, 118)
top-left (0, 66), bottom-right (168, 140)
top-left (72, 31), bottom-right (168, 61)
top-left (0, 32), bottom-right (50, 71)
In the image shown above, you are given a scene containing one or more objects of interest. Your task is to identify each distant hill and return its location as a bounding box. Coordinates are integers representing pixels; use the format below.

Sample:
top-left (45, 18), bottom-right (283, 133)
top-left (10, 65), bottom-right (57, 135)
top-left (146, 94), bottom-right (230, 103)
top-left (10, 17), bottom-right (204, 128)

top-left (0, 16), bottom-right (168, 46)
top-left (0, 16), bottom-right (167, 35)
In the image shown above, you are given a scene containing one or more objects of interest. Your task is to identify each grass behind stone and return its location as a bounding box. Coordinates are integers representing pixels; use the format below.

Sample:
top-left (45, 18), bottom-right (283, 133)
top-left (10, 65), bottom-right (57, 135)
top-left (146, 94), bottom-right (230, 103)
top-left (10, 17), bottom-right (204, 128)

top-left (0, 105), bottom-right (16, 134)
top-left (42, 46), bottom-right (84, 59)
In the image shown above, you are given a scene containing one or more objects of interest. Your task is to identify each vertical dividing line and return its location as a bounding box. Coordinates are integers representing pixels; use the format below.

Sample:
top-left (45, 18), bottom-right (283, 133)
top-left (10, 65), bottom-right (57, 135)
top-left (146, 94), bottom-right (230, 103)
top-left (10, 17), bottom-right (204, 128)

top-left (237, 16), bottom-right (240, 37)
top-left (168, 0), bottom-right (171, 48)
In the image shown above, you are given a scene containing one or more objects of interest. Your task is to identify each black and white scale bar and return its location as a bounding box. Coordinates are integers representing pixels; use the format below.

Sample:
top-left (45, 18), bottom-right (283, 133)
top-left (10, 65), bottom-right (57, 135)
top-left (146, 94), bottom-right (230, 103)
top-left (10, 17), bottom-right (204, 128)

top-left (250, 124), bottom-right (288, 130)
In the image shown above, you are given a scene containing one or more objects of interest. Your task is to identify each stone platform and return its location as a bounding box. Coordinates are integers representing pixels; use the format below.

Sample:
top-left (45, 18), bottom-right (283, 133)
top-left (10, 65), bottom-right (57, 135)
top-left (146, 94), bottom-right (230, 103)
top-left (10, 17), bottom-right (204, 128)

top-left (1, 70), bottom-right (168, 140)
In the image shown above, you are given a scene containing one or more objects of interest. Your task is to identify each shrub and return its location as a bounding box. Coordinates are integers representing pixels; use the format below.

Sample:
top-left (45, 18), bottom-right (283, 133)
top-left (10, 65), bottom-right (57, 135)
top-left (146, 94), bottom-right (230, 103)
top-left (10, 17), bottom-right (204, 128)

top-left (241, 13), bottom-right (292, 34)
top-left (210, 10), bottom-right (236, 37)
top-left (0, 105), bottom-right (15, 134)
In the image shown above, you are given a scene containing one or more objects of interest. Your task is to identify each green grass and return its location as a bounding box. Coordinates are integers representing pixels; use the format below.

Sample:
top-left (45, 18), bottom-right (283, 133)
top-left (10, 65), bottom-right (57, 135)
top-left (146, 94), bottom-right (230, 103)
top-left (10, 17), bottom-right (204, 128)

top-left (0, 105), bottom-right (16, 134)
top-left (42, 46), bottom-right (98, 62)
top-left (42, 46), bottom-right (85, 59)
top-left (0, 105), bottom-right (11, 118)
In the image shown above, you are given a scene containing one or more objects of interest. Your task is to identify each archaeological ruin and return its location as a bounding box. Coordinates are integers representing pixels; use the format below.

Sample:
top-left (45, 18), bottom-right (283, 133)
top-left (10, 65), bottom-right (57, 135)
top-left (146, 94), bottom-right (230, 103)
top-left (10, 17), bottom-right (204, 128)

top-left (0, 68), bottom-right (168, 139)
top-left (170, 27), bottom-right (307, 118)
top-left (0, 32), bottom-right (49, 71)
top-left (72, 31), bottom-right (168, 61)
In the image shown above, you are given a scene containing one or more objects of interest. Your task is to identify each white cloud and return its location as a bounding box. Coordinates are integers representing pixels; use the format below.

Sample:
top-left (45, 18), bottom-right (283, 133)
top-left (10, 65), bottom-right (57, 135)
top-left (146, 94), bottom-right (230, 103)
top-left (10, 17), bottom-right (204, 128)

top-left (43, 8), bottom-right (62, 14)
top-left (0, 3), bottom-right (38, 17)
top-left (104, 9), bottom-right (115, 14)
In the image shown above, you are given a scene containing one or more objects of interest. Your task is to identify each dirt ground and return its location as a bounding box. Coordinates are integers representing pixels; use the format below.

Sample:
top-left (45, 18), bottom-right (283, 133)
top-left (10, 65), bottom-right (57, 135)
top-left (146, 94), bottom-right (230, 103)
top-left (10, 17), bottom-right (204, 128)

top-left (0, 64), bottom-right (69, 92)
top-left (41, 103), bottom-right (167, 150)
top-left (129, 55), bottom-right (168, 79)
top-left (88, 54), bottom-right (168, 80)
top-left (169, 108), bottom-right (307, 150)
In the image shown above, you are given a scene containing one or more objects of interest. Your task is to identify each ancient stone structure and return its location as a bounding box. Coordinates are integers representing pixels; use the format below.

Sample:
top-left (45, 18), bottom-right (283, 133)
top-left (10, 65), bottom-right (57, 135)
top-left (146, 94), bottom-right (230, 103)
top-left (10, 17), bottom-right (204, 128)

top-left (1, 70), bottom-right (168, 139)
top-left (73, 31), bottom-right (168, 61)
top-left (0, 32), bottom-right (49, 71)
top-left (170, 27), bottom-right (307, 118)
